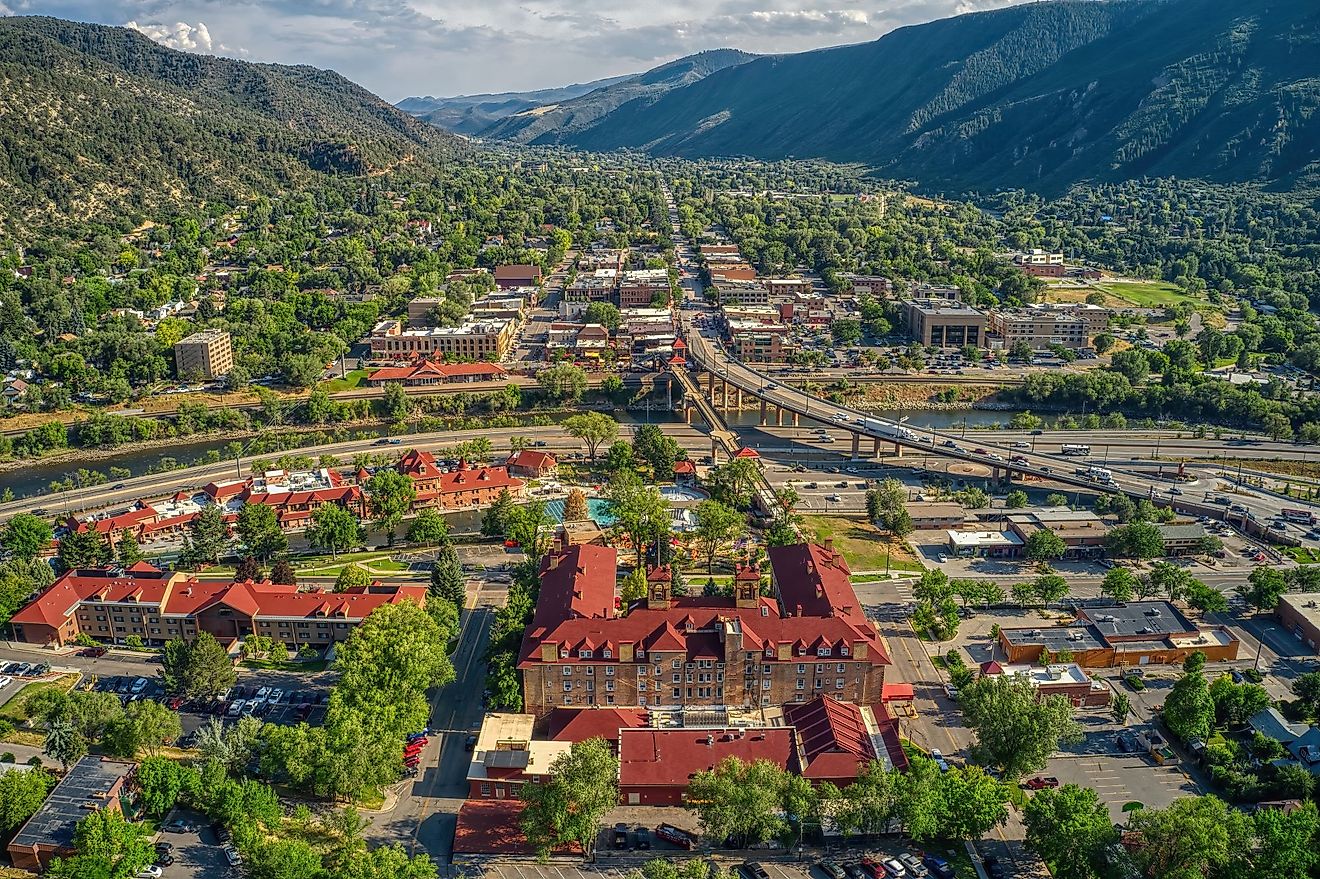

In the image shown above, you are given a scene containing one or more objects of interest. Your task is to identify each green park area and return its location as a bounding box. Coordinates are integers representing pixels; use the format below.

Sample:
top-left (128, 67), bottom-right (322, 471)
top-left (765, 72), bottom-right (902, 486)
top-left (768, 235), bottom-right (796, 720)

top-left (800, 515), bottom-right (924, 573)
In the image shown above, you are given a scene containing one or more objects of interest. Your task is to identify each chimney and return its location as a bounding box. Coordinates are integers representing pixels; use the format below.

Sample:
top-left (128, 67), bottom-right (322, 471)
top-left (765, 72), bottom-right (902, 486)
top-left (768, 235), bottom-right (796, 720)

top-left (549, 554), bottom-right (561, 571)
top-left (796, 603), bottom-right (803, 618)
top-left (824, 537), bottom-right (834, 553)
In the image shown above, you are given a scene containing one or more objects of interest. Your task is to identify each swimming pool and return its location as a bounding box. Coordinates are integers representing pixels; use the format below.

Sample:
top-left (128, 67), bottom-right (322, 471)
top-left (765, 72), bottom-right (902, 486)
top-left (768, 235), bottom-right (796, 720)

top-left (659, 485), bottom-right (709, 502)
top-left (543, 497), bottom-right (617, 526)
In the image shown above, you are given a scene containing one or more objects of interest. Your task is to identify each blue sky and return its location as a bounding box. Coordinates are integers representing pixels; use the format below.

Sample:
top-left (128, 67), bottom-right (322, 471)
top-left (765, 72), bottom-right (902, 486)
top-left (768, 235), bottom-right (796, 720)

top-left (3, 0), bottom-right (1035, 101)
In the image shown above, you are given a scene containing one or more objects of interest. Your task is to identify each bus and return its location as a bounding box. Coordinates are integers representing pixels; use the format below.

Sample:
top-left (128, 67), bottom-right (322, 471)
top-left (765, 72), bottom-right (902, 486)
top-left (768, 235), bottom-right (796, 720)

top-left (1060, 444), bottom-right (1091, 456)
top-left (1281, 509), bottom-right (1316, 525)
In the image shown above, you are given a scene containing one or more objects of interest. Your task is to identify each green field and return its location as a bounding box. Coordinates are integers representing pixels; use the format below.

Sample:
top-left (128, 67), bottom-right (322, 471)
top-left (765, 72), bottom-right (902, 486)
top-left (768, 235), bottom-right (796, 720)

top-left (320, 369), bottom-right (368, 392)
top-left (1091, 280), bottom-right (1201, 308)
top-left (801, 515), bottom-right (925, 572)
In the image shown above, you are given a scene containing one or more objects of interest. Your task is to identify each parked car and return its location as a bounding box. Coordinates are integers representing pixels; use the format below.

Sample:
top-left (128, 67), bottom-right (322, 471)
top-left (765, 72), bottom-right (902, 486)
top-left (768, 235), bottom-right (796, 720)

top-left (153, 842), bottom-right (173, 856)
top-left (223, 845), bottom-right (243, 867)
top-left (214, 824), bottom-right (232, 843)
top-left (162, 819), bottom-right (194, 833)
top-left (930, 748), bottom-right (950, 772)
top-left (922, 855), bottom-right (954, 879)
top-left (130, 677), bottom-right (148, 694)
top-left (634, 826), bottom-right (650, 849)
top-left (655, 823), bottom-right (697, 850)
top-left (859, 856), bottom-right (888, 878)
top-left (882, 858), bottom-right (908, 878)
top-left (819, 860), bottom-right (846, 879)
top-left (464, 734), bottom-right (477, 751)
top-left (741, 863), bottom-right (770, 879)
top-left (843, 864), bottom-right (868, 879)
top-left (134, 866), bottom-right (163, 879)
top-left (0, 676), bottom-right (12, 689)
top-left (1024, 776), bottom-right (1060, 790)
top-left (613, 823), bottom-right (629, 849)
top-left (897, 854), bottom-right (928, 877)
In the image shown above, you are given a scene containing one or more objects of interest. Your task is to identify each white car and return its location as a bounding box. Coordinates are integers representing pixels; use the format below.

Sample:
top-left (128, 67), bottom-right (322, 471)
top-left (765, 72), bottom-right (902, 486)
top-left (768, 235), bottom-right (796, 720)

top-left (268, 689), bottom-right (284, 704)
top-left (254, 687), bottom-right (271, 702)
top-left (135, 867), bottom-right (163, 879)
top-left (883, 859), bottom-right (909, 878)
top-left (223, 845), bottom-right (243, 867)
top-left (0, 676), bottom-right (10, 688)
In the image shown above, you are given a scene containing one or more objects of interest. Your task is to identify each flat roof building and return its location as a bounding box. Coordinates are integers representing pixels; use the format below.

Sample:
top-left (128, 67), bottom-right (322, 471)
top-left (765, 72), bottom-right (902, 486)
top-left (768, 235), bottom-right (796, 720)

top-left (1277, 593), bottom-right (1320, 654)
top-left (8, 757), bottom-right (135, 871)
top-left (173, 328), bottom-right (233, 380)
top-left (1007, 509), bottom-right (1109, 558)
top-left (987, 303), bottom-right (1110, 351)
top-left (901, 298), bottom-right (986, 348)
top-left (946, 530), bottom-right (1023, 558)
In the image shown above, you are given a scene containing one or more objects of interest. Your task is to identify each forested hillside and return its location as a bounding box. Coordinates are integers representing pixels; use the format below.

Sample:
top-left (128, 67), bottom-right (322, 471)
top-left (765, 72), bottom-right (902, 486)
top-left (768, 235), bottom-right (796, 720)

top-left (479, 49), bottom-right (756, 145)
top-left (0, 16), bottom-right (458, 234)
top-left (397, 75), bottom-right (633, 135)
top-left (539, 0), bottom-right (1320, 193)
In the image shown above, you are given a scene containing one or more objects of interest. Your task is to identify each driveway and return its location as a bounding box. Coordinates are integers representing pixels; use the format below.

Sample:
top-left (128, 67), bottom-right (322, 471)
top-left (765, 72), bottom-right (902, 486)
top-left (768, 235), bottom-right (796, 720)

top-left (157, 810), bottom-right (235, 879)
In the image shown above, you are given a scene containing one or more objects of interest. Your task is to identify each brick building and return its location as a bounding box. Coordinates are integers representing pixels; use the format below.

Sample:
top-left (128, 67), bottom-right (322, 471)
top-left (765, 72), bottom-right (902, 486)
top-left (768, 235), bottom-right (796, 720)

top-left (493, 264), bottom-right (542, 289)
top-left (365, 359), bottom-right (508, 386)
top-left (978, 661), bottom-right (1110, 708)
top-left (986, 303), bottom-right (1110, 351)
top-left (8, 563), bottom-right (425, 649)
top-left (1277, 593), bottom-right (1320, 654)
top-left (394, 450), bottom-right (525, 511)
top-left (618, 727), bottom-right (797, 806)
top-left (901, 299), bottom-right (987, 348)
top-left (173, 328), bottom-right (234, 380)
top-left (7, 757), bottom-right (135, 871)
top-left (518, 542), bottom-right (888, 717)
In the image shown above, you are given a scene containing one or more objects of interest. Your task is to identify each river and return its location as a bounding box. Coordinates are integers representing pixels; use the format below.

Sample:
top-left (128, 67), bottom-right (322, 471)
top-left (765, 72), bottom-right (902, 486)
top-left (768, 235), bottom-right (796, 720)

top-left (4, 407), bottom-right (1012, 500)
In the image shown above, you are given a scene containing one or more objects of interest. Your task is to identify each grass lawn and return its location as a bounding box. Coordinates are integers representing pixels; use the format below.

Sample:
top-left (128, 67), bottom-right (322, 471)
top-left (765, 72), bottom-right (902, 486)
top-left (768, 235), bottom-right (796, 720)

top-left (320, 369), bottom-right (368, 392)
top-left (1091, 279), bottom-right (1202, 308)
top-left (240, 658), bottom-right (331, 672)
top-left (0, 674), bottom-right (80, 723)
top-left (800, 515), bottom-right (924, 572)
top-left (1286, 547), bottom-right (1320, 565)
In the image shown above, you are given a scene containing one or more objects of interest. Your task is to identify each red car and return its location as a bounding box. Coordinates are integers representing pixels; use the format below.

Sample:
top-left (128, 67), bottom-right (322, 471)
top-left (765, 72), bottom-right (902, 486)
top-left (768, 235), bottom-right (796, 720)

top-left (1024, 776), bottom-right (1059, 790)
top-left (403, 743), bottom-right (426, 757)
top-left (78, 647), bottom-right (108, 658)
top-left (859, 857), bottom-right (888, 879)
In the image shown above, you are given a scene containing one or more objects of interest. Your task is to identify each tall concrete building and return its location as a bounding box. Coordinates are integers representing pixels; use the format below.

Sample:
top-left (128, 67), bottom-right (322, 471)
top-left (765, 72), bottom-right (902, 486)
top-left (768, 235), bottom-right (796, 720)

top-left (173, 328), bottom-right (234, 379)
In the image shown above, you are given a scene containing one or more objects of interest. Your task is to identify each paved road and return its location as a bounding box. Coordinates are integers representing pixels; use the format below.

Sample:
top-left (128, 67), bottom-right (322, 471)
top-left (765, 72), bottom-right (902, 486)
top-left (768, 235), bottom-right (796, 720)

top-left (366, 579), bottom-right (500, 859)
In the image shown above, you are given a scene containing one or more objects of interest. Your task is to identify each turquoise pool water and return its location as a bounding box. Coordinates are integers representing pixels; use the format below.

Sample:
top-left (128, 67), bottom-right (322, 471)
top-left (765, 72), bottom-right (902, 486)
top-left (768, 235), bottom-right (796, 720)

top-left (543, 496), bottom-right (617, 526)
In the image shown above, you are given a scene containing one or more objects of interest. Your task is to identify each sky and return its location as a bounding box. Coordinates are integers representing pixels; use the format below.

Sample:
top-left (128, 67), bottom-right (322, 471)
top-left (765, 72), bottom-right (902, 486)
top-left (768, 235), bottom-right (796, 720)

top-left (4, 0), bottom-right (1037, 102)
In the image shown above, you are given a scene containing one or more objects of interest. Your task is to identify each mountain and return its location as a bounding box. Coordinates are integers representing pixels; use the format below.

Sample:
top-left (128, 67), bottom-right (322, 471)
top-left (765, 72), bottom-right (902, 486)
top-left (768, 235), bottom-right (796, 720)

top-left (0, 16), bottom-right (458, 233)
top-left (536, 0), bottom-right (1320, 193)
top-left (397, 75), bottom-right (633, 135)
top-left (479, 49), bottom-right (757, 145)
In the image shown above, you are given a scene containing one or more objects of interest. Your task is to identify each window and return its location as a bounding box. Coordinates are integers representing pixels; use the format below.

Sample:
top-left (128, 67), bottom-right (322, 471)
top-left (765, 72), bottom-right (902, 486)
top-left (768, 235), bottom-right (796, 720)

top-left (563, 682), bottom-right (572, 692)
top-left (817, 647), bottom-right (830, 657)
top-left (563, 695), bottom-right (573, 705)
top-left (639, 697), bottom-right (647, 706)
top-left (672, 659), bottom-right (682, 668)
top-left (673, 688), bottom-right (682, 699)
top-left (563, 667), bottom-right (572, 677)
top-left (765, 648), bottom-right (774, 657)
top-left (579, 649), bottom-right (592, 659)
top-left (836, 678), bottom-right (845, 689)
top-left (815, 679), bottom-right (822, 689)
top-left (638, 667), bottom-right (647, 677)
top-left (480, 784), bottom-right (491, 797)
top-left (816, 664), bottom-right (825, 674)
top-left (637, 649), bottom-right (645, 659)
top-left (760, 606), bottom-right (769, 616)
top-left (605, 681), bottom-right (614, 691)
top-left (586, 681), bottom-right (594, 692)
top-left (585, 667), bottom-right (593, 676)
top-left (638, 681), bottom-right (647, 691)
top-left (606, 695), bottom-right (615, 704)
top-left (762, 665), bottom-right (771, 674)
top-left (560, 649), bottom-right (569, 659)
top-left (841, 646), bottom-right (849, 656)
top-left (672, 674), bottom-right (680, 683)
top-left (797, 664), bottom-right (805, 674)
top-left (763, 680), bottom-right (772, 690)
top-left (605, 667), bottom-right (614, 677)
top-left (837, 664), bottom-right (846, 673)
top-left (602, 649), bottom-right (612, 659)
top-left (796, 679), bottom-right (805, 690)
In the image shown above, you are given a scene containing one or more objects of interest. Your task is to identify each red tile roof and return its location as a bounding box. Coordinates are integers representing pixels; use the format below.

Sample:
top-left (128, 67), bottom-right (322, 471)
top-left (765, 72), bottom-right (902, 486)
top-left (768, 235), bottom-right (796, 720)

top-left (783, 697), bottom-right (876, 781)
top-left (767, 542), bottom-right (862, 620)
top-left (435, 465), bottom-right (523, 494)
top-left (673, 460), bottom-right (696, 474)
top-left (546, 707), bottom-right (649, 744)
top-left (398, 449), bottom-right (443, 480)
top-left (618, 728), bottom-right (797, 787)
top-left (506, 449), bottom-right (557, 471)
top-left (733, 447), bottom-right (761, 459)
top-left (368, 359), bottom-right (507, 383)
top-left (493, 264), bottom-right (542, 282)
top-left (530, 545), bottom-right (617, 631)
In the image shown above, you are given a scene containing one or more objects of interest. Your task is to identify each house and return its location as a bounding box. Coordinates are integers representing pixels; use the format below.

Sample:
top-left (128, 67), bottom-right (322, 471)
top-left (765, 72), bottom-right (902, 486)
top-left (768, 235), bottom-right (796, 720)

top-left (1287, 727), bottom-right (1320, 774)
top-left (673, 460), bottom-right (697, 485)
top-left (7, 757), bottom-right (135, 871)
top-left (505, 449), bottom-right (558, 479)
top-left (8, 563), bottom-right (426, 649)
top-left (2, 377), bottom-right (29, 406)
top-left (998, 601), bottom-right (1240, 668)
top-left (465, 713), bottom-right (571, 800)
top-left (493, 264), bottom-right (542, 289)
top-left (1248, 708), bottom-right (1309, 745)
top-left (365, 359), bottom-right (508, 386)
top-left (618, 727), bottom-right (797, 806)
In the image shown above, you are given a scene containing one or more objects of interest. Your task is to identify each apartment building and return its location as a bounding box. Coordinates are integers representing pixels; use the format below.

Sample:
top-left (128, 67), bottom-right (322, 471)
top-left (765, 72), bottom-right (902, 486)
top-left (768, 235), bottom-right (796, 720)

top-left (517, 542), bottom-right (888, 717)
top-left (393, 450), bottom-right (525, 511)
top-left (173, 329), bottom-right (234, 380)
top-left (987, 303), bottom-right (1110, 350)
top-left (727, 319), bottom-right (793, 363)
top-left (844, 275), bottom-right (892, 297)
top-left (712, 278), bottom-right (770, 305)
top-left (8, 563), bottom-right (426, 649)
top-left (901, 298), bottom-right (987, 348)
top-left (617, 269), bottom-right (670, 308)
top-left (369, 318), bottom-right (516, 361)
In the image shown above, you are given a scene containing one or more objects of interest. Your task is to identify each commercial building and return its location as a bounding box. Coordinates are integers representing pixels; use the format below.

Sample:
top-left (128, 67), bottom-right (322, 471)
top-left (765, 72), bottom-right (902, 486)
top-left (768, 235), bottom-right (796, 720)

top-left (986, 303), bottom-right (1110, 351)
top-left (505, 449), bottom-right (558, 479)
top-left (394, 450), bottom-right (525, 511)
top-left (517, 542), bottom-right (888, 717)
top-left (945, 529), bottom-right (1024, 559)
top-left (978, 661), bottom-right (1111, 708)
top-left (901, 298), bottom-right (987, 348)
top-left (369, 318), bottom-right (516, 362)
top-left (493, 264), bottom-right (542, 289)
top-left (1156, 523), bottom-right (1209, 556)
top-left (365, 359), bottom-right (508, 386)
top-left (843, 275), bottom-right (891, 297)
top-left (173, 328), bottom-right (234, 379)
top-left (7, 757), bottom-right (135, 871)
top-left (998, 601), bottom-right (1239, 668)
top-left (713, 278), bottom-right (771, 305)
top-left (465, 712), bottom-right (571, 800)
top-left (617, 269), bottom-right (670, 308)
top-left (1277, 593), bottom-right (1320, 653)
top-left (8, 563), bottom-right (425, 649)
top-left (905, 502), bottom-right (968, 530)
top-left (727, 320), bottom-right (793, 363)
top-left (1006, 509), bottom-right (1109, 559)
top-left (619, 727), bottom-right (796, 806)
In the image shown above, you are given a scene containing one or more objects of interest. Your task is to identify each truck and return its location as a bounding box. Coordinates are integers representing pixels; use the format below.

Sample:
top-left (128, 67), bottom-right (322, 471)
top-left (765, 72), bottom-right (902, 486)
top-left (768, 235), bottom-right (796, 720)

top-left (1087, 466), bottom-right (1114, 484)
top-left (1282, 508), bottom-right (1316, 525)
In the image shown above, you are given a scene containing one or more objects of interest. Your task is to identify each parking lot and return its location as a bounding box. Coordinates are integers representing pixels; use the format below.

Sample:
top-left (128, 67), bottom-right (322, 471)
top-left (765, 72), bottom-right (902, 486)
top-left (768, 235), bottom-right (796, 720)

top-left (1043, 751), bottom-right (1198, 823)
top-left (478, 850), bottom-right (968, 879)
top-left (156, 809), bottom-right (238, 879)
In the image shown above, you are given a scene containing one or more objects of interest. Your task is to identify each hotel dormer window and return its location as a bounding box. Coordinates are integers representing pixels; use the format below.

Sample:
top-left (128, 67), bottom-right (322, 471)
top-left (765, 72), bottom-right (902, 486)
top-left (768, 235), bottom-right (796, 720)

top-left (602, 649), bottom-right (612, 659)
top-left (817, 647), bottom-right (831, 657)
top-left (579, 649), bottom-right (592, 659)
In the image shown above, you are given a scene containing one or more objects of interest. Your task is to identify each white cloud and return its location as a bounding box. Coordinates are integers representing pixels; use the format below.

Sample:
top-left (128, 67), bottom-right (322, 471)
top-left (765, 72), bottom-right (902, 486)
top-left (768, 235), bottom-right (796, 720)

top-left (0, 3), bottom-right (13, 14)
top-left (125, 19), bottom-right (214, 52)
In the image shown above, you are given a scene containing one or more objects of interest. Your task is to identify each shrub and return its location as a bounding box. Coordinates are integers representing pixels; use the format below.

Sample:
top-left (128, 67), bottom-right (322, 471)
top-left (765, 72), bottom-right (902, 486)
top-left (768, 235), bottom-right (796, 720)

top-left (0, 753), bottom-right (13, 763)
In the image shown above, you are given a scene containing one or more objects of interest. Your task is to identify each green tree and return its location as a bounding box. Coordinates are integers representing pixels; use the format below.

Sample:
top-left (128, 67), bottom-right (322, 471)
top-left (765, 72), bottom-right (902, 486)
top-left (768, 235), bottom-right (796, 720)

top-left (236, 503), bottom-right (287, 560)
top-left (563, 412), bottom-right (618, 460)
top-left (135, 756), bottom-right (199, 816)
top-left (1147, 561), bottom-right (1194, 600)
top-left (382, 382), bottom-right (411, 422)
top-left (183, 504), bottom-right (228, 566)
top-left (405, 509), bottom-right (449, 546)
top-left (3, 513), bottom-right (52, 561)
top-left (1101, 567), bottom-right (1139, 603)
top-left (604, 440), bottom-right (634, 472)
top-left (1023, 784), bottom-right (1117, 879)
top-left (1252, 799), bottom-right (1319, 879)
top-left (335, 564), bottom-right (371, 591)
top-left (1183, 580), bottom-right (1229, 614)
top-left (366, 470), bottom-right (417, 544)
top-left (160, 632), bottom-right (236, 699)
top-left (114, 533), bottom-right (143, 566)
top-left (1293, 672), bottom-right (1320, 719)
top-left (1106, 522), bottom-right (1164, 559)
top-left (619, 568), bottom-right (648, 604)
top-left (520, 738), bottom-right (619, 856)
top-left (1164, 666), bottom-right (1214, 743)
top-left (59, 529), bottom-right (112, 571)
top-left (1128, 796), bottom-right (1250, 879)
top-left (934, 764), bottom-right (1011, 840)
top-left (104, 699), bottom-right (181, 758)
top-left (1208, 675), bottom-right (1271, 727)
top-left (1024, 527), bottom-right (1066, 562)
top-left (43, 718), bottom-right (87, 770)
top-left (47, 806), bottom-right (154, 879)
top-left (1237, 567), bottom-right (1287, 614)
top-left (537, 363), bottom-right (588, 402)
top-left (306, 503), bottom-right (362, 560)
top-left (604, 473), bottom-right (670, 569)
top-left (693, 500), bottom-right (743, 573)
top-left (1004, 490), bottom-right (1028, 509)
top-left (269, 559), bottom-right (296, 585)
top-left (960, 674), bottom-right (1082, 778)
top-left (429, 542), bottom-right (466, 607)
top-left (505, 500), bottom-right (555, 567)
top-left (1033, 571), bottom-right (1069, 604)
top-left (562, 488), bottom-right (589, 523)
top-left (685, 756), bottom-right (801, 848)
top-left (0, 765), bottom-right (55, 833)
top-left (583, 301), bottom-right (621, 331)
top-left (631, 423), bottom-right (682, 474)
top-left (481, 488), bottom-right (516, 536)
